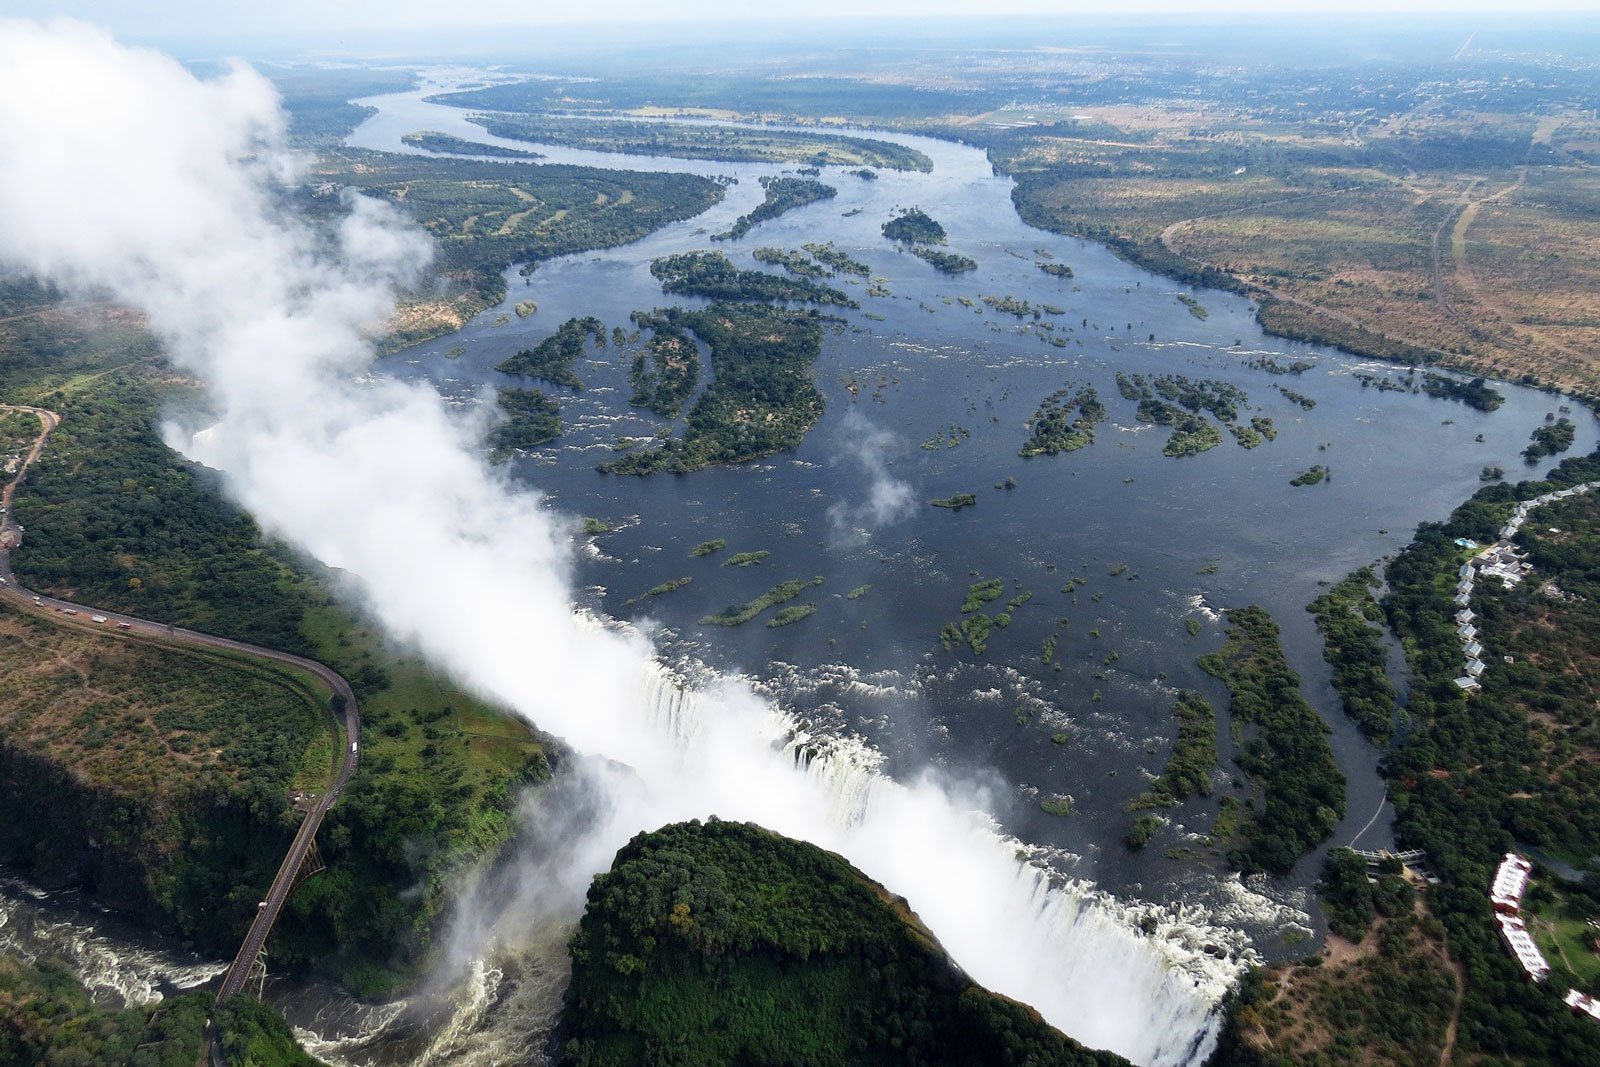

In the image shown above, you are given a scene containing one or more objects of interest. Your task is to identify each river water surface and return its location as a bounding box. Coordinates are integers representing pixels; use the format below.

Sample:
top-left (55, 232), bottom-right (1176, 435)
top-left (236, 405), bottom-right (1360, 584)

top-left (3, 66), bottom-right (1593, 1067)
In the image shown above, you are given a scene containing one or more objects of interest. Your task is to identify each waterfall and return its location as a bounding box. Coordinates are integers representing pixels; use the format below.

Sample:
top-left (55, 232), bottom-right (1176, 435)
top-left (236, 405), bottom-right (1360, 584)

top-left (615, 661), bottom-right (1241, 1067)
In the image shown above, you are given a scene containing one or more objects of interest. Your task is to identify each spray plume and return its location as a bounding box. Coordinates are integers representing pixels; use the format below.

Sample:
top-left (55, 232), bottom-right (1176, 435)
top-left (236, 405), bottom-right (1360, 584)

top-left (827, 410), bottom-right (917, 544)
top-left (0, 21), bottom-right (1233, 1065)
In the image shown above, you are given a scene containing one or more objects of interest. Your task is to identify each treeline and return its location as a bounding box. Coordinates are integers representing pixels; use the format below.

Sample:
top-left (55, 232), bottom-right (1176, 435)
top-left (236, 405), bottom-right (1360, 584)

top-left (1255, 297), bottom-right (1443, 367)
top-left (560, 819), bottom-right (1129, 1067)
top-left (1306, 567), bottom-right (1399, 743)
top-left (1199, 606), bottom-right (1346, 875)
top-left (601, 303), bottom-right (825, 475)
top-left (400, 131), bottom-right (543, 158)
top-left (713, 176), bottom-right (836, 241)
top-left (1008, 182), bottom-right (1248, 295)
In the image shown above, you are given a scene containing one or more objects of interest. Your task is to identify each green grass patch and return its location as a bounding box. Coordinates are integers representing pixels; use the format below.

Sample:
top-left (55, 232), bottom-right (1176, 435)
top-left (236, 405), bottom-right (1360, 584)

top-left (701, 577), bottom-right (822, 627)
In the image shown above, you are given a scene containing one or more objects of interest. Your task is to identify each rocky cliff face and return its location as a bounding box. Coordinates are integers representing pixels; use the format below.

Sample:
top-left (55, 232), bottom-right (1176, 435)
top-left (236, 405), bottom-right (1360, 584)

top-left (0, 739), bottom-right (289, 950)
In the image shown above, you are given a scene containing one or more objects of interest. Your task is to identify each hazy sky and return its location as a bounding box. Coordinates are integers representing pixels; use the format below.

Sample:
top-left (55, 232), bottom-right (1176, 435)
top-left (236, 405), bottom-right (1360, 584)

top-left (12, 0), bottom-right (1600, 39)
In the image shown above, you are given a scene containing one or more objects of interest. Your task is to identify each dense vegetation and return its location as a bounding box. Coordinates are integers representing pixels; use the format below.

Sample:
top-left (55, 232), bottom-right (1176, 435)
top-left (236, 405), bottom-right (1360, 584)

top-left (559, 819), bottom-right (1129, 1067)
top-left (400, 131), bottom-right (544, 158)
top-left (1525, 416), bottom-right (1577, 462)
top-left (1367, 446), bottom-right (1600, 1063)
top-left (626, 313), bottom-right (701, 417)
top-left (11, 374), bottom-right (314, 653)
top-left (1114, 373), bottom-right (1256, 458)
top-left (753, 246), bottom-right (830, 278)
top-left (1199, 607), bottom-right (1346, 875)
top-left (488, 387), bottom-right (563, 458)
top-left (1317, 849), bottom-right (1415, 942)
top-left (1420, 373), bottom-right (1504, 412)
top-left (0, 952), bottom-right (321, 1066)
top-left (1128, 691), bottom-right (1218, 811)
top-left (804, 242), bottom-right (872, 276)
top-left (650, 251), bottom-right (858, 308)
top-left (882, 207), bottom-right (946, 244)
top-left (713, 177), bottom-right (837, 241)
top-left (496, 315), bottom-right (606, 389)
top-left (0, 955), bottom-right (207, 1067)
top-left (1290, 465), bottom-right (1330, 487)
top-left (600, 303), bottom-right (826, 474)
top-left (1306, 568), bottom-right (1398, 743)
top-left (0, 327), bottom-right (548, 992)
top-left (1020, 385), bottom-right (1107, 457)
top-left (910, 247), bottom-right (978, 274)
top-left (462, 113), bottom-right (932, 170)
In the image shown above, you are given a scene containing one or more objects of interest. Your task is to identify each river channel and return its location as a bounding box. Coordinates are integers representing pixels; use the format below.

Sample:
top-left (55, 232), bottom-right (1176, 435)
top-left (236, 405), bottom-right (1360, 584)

top-left (2, 65), bottom-right (1593, 1067)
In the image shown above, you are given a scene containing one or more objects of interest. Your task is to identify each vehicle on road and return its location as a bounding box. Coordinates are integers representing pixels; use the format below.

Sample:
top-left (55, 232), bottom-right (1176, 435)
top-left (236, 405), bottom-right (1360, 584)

top-left (91, 615), bottom-right (107, 623)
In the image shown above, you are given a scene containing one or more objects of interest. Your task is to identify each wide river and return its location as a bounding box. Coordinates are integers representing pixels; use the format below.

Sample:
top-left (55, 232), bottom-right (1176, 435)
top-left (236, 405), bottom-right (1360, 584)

top-left (3, 67), bottom-right (1593, 1067)
top-left (349, 71), bottom-right (1594, 902)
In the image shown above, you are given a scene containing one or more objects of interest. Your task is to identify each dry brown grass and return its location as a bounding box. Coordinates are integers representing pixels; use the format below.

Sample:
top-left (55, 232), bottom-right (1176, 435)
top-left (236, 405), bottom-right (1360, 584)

top-left (1002, 100), bottom-right (1600, 394)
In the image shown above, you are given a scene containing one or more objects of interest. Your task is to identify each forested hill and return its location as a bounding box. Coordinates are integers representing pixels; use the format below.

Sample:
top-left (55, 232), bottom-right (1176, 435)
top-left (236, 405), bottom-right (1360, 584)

top-left (558, 819), bottom-right (1130, 1067)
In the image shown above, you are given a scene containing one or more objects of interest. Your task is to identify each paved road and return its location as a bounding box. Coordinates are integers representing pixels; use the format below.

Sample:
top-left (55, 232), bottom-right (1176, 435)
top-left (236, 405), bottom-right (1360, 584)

top-left (0, 404), bottom-right (360, 1006)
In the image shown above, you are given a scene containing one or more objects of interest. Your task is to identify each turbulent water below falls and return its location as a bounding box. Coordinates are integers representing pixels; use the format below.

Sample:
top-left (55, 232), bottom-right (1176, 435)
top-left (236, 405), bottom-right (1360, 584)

top-left (3, 64), bottom-right (1595, 1067)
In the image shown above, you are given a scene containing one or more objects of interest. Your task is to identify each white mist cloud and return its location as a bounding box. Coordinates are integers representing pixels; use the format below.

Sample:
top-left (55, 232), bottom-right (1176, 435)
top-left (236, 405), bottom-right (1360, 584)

top-left (0, 20), bottom-right (1234, 1066)
top-left (827, 409), bottom-right (916, 544)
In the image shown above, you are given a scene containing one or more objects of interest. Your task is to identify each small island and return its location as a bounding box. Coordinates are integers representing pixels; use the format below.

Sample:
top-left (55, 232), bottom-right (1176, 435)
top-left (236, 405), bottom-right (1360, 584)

top-left (1290, 465), bottom-right (1330, 486)
top-left (486, 387), bottom-right (561, 459)
top-left (401, 130), bottom-right (544, 158)
top-left (882, 206), bottom-right (947, 244)
top-left (649, 251), bottom-right (858, 308)
top-left (496, 315), bottom-right (605, 389)
top-left (713, 177), bottom-right (837, 242)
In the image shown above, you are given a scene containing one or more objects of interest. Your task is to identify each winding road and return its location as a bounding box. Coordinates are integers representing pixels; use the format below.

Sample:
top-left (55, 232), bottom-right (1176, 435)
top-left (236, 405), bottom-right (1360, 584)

top-left (0, 403), bottom-right (359, 1007)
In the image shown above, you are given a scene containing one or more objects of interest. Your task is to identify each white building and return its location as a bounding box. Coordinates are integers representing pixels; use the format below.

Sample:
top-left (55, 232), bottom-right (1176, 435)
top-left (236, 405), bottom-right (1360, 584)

top-left (1497, 914), bottom-right (1552, 982)
top-left (1491, 853), bottom-right (1533, 913)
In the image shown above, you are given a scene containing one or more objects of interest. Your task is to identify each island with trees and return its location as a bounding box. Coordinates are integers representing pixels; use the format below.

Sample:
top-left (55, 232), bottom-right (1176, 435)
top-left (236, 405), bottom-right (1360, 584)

top-left (1198, 606), bottom-right (1346, 875)
top-left (461, 113), bottom-right (933, 170)
top-left (400, 131), bottom-right (544, 158)
top-left (650, 251), bottom-right (858, 308)
top-left (600, 302), bottom-right (827, 474)
top-left (713, 176), bottom-right (837, 241)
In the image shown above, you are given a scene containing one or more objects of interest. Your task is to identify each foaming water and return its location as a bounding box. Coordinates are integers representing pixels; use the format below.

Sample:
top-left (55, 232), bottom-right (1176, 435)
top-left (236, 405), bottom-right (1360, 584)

top-left (315, 653), bottom-right (1243, 1067)
top-left (544, 655), bottom-right (1240, 1066)
top-left (0, 877), bottom-right (225, 1007)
